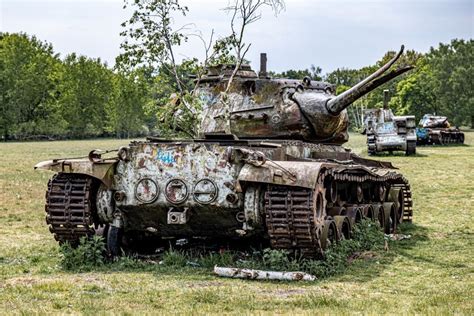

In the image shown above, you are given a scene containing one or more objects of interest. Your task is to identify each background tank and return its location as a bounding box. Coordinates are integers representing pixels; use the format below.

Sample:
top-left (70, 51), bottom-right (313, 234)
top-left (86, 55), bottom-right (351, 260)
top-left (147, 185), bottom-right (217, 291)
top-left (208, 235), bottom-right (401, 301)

top-left (416, 114), bottom-right (465, 145)
top-left (363, 90), bottom-right (417, 155)
top-left (35, 46), bottom-right (414, 258)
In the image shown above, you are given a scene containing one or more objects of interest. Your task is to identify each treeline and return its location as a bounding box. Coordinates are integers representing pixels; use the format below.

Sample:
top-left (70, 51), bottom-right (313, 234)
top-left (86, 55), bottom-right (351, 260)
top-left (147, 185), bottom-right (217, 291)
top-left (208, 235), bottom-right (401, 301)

top-left (1, 33), bottom-right (160, 140)
top-left (272, 39), bottom-right (473, 129)
top-left (0, 33), bottom-right (472, 140)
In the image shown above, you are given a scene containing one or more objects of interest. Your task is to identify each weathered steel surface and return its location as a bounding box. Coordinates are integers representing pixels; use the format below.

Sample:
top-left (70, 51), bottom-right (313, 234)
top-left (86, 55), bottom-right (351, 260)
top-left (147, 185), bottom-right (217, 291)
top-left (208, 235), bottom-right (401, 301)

top-left (35, 159), bottom-right (116, 187)
top-left (198, 46), bottom-right (412, 144)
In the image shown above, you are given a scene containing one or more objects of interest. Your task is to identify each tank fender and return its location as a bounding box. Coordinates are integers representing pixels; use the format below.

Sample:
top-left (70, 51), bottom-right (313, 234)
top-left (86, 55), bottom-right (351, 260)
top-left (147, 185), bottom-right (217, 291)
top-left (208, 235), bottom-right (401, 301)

top-left (34, 159), bottom-right (117, 187)
top-left (238, 161), bottom-right (324, 189)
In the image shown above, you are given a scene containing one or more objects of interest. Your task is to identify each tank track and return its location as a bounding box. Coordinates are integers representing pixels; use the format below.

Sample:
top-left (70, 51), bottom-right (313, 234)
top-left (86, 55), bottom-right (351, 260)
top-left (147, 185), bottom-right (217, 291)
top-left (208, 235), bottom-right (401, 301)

top-left (367, 134), bottom-right (376, 155)
top-left (264, 167), bottom-right (412, 256)
top-left (45, 174), bottom-right (95, 244)
top-left (264, 188), bottom-right (319, 257)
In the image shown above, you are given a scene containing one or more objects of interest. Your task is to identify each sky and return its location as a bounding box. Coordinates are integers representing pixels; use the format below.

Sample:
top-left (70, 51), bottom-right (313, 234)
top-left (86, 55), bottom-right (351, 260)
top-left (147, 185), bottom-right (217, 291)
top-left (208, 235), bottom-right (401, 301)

top-left (1, 0), bottom-right (473, 73)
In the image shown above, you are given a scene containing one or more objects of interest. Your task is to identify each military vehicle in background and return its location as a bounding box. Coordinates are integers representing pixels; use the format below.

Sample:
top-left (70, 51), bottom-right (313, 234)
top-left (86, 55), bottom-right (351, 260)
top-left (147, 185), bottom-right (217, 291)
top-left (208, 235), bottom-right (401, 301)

top-left (416, 114), bottom-right (464, 145)
top-left (35, 46), bottom-right (414, 258)
top-left (363, 90), bottom-right (417, 156)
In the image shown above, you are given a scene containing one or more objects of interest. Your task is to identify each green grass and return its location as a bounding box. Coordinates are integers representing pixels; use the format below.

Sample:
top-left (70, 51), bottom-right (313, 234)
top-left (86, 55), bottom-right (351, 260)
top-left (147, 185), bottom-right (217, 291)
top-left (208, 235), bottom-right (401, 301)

top-left (1, 134), bottom-right (473, 314)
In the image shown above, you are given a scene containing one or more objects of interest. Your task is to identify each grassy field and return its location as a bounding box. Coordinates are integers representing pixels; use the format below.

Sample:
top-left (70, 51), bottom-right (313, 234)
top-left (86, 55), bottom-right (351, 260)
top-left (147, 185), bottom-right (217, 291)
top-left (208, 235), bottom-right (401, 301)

top-left (1, 133), bottom-right (473, 314)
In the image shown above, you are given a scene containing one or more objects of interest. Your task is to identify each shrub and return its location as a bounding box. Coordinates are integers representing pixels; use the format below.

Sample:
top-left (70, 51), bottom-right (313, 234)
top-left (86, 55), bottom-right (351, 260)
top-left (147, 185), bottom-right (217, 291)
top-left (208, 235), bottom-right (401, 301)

top-left (161, 249), bottom-right (188, 267)
top-left (60, 235), bottom-right (106, 270)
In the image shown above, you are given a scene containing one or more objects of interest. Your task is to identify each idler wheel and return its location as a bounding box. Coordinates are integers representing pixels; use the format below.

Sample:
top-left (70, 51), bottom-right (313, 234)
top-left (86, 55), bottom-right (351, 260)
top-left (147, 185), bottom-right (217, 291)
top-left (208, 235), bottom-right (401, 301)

top-left (320, 219), bottom-right (338, 250)
top-left (333, 215), bottom-right (352, 240)
top-left (383, 202), bottom-right (397, 234)
top-left (107, 226), bottom-right (123, 258)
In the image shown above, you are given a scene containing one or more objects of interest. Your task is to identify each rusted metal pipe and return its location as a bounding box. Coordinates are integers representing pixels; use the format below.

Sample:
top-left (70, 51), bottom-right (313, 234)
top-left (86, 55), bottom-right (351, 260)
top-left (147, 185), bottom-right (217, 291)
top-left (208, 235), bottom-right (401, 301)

top-left (326, 45), bottom-right (406, 114)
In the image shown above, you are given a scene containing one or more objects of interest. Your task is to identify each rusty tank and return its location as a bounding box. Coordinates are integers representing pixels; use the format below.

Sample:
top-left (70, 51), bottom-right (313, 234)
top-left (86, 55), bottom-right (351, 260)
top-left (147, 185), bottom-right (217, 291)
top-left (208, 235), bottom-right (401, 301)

top-left (416, 114), bottom-right (465, 145)
top-left (35, 46), bottom-right (414, 258)
top-left (363, 90), bottom-right (417, 155)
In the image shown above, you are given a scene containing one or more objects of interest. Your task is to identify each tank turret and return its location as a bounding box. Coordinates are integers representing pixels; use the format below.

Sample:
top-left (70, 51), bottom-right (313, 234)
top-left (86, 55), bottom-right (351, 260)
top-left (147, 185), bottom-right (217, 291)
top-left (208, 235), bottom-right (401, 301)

top-left (198, 46), bottom-right (413, 144)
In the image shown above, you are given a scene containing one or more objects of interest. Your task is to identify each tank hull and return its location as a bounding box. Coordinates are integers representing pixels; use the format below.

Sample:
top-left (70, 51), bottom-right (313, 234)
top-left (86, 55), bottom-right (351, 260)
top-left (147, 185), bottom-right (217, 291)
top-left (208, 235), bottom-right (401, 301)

top-left (416, 127), bottom-right (465, 145)
top-left (39, 139), bottom-right (413, 257)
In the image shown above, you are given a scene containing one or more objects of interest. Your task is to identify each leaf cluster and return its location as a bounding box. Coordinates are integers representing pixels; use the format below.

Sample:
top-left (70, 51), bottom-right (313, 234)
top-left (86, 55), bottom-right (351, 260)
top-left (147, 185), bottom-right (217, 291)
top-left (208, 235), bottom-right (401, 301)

top-left (60, 236), bottom-right (106, 271)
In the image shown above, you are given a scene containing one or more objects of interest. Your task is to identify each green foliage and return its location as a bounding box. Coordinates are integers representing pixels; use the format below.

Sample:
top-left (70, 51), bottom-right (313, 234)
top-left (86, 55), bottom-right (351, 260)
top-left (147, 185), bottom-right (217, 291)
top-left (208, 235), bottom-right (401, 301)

top-left (0, 32), bottom-right (61, 139)
top-left (247, 220), bottom-right (384, 278)
top-left (158, 220), bottom-right (384, 279)
top-left (161, 249), bottom-right (189, 267)
top-left (270, 65), bottom-right (322, 81)
top-left (59, 236), bottom-right (106, 271)
top-left (117, 0), bottom-right (189, 72)
top-left (393, 39), bottom-right (473, 127)
top-left (57, 54), bottom-right (114, 138)
top-left (197, 251), bottom-right (235, 269)
top-left (262, 248), bottom-right (291, 270)
top-left (1, 29), bottom-right (471, 140)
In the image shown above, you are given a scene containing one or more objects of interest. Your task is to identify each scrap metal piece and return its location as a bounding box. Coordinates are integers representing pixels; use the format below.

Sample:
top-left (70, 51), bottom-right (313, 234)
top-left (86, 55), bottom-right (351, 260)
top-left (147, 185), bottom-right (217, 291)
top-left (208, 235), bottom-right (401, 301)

top-left (213, 266), bottom-right (316, 281)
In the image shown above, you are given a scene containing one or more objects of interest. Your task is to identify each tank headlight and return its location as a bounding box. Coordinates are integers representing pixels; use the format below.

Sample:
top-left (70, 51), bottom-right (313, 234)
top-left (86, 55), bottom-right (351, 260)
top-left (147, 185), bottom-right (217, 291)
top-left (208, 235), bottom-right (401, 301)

top-left (118, 146), bottom-right (130, 161)
top-left (135, 178), bottom-right (159, 203)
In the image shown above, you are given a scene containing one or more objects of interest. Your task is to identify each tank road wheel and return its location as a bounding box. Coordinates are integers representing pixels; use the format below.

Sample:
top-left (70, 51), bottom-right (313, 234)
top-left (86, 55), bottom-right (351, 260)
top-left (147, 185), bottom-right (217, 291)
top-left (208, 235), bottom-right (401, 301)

top-left (344, 206), bottom-right (363, 226)
top-left (349, 183), bottom-right (364, 204)
top-left (45, 173), bottom-right (98, 246)
top-left (360, 204), bottom-right (375, 221)
top-left (372, 204), bottom-right (384, 228)
top-left (406, 141), bottom-right (416, 156)
top-left (459, 133), bottom-right (465, 144)
top-left (376, 205), bottom-right (387, 230)
top-left (320, 219), bottom-right (338, 250)
top-left (383, 202), bottom-right (397, 234)
top-left (388, 187), bottom-right (404, 224)
top-left (327, 206), bottom-right (346, 217)
top-left (333, 215), bottom-right (352, 240)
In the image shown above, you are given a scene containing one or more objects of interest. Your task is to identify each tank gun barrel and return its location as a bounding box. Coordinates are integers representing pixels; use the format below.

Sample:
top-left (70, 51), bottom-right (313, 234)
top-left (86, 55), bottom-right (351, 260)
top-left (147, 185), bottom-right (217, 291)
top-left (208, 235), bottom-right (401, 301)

top-left (326, 45), bottom-right (411, 115)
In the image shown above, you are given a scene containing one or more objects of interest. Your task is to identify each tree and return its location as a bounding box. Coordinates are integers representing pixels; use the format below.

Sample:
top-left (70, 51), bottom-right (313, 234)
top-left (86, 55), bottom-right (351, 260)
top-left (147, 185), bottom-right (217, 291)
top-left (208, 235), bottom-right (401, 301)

top-left (220, 0), bottom-right (285, 132)
top-left (57, 54), bottom-right (114, 138)
top-left (393, 39), bottom-right (473, 127)
top-left (117, 0), bottom-right (189, 95)
top-left (118, 0), bottom-right (286, 137)
top-left (270, 65), bottom-right (322, 81)
top-left (106, 70), bottom-right (148, 138)
top-left (0, 33), bottom-right (61, 139)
